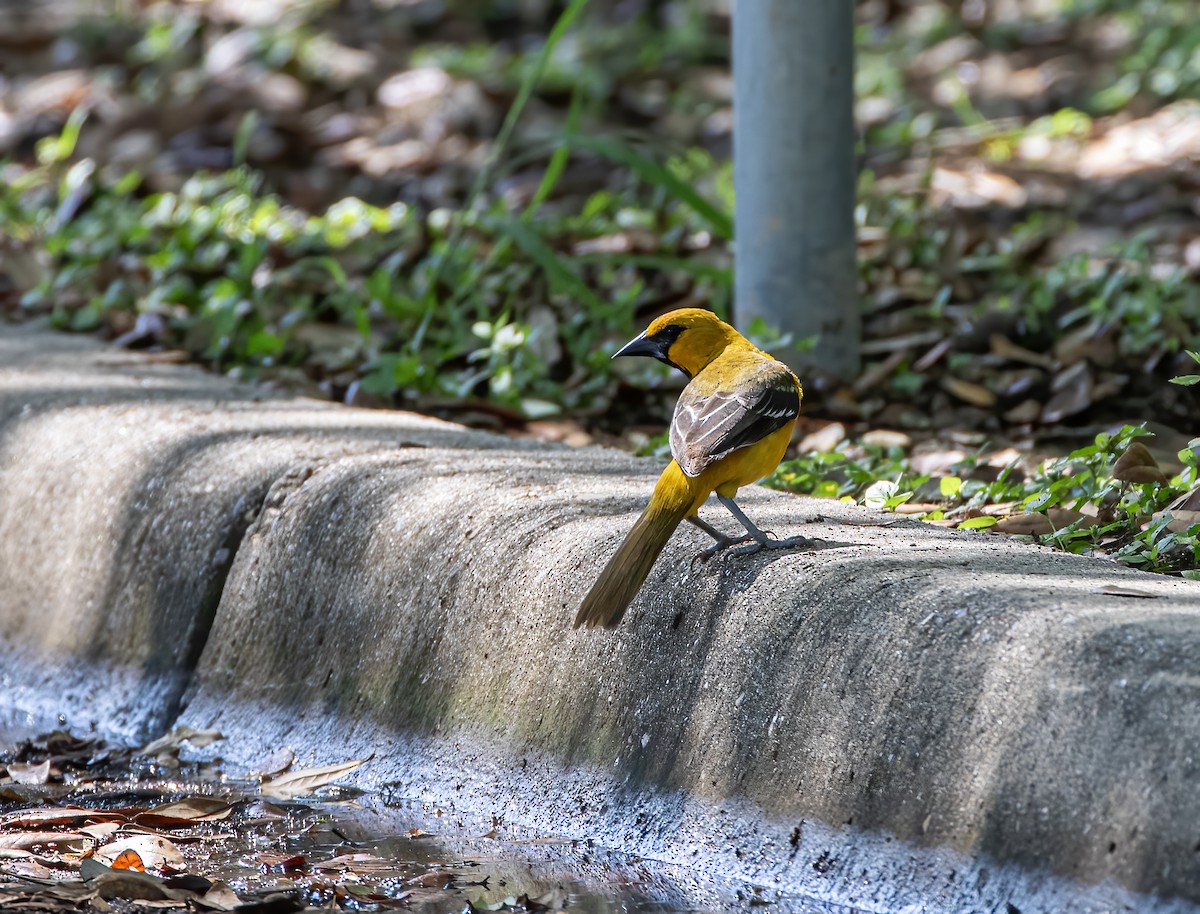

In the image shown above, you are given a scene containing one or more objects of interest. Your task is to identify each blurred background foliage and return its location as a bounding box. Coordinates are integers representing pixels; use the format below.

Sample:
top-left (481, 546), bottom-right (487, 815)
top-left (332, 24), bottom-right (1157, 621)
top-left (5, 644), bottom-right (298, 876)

top-left (1, 0), bottom-right (1196, 424)
top-left (2, 0), bottom-right (1200, 568)
top-left (2, 0), bottom-right (1198, 421)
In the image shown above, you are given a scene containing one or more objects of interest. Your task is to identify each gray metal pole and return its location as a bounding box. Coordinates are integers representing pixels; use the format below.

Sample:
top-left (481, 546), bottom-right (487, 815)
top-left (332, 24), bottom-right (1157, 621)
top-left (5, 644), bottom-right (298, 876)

top-left (733, 0), bottom-right (859, 380)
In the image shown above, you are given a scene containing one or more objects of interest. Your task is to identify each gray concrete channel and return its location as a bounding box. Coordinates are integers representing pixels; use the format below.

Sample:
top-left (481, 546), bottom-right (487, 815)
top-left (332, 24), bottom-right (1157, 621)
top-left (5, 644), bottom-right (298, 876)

top-left (2, 323), bottom-right (1200, 913)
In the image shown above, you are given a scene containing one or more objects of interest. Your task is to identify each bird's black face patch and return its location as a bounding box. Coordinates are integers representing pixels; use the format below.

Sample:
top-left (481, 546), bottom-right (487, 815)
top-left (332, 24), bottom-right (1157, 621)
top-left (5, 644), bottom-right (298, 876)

top-left (612, 322), bottom-right (689, 375)
top-left (646, 323), bottom-right (688, 375)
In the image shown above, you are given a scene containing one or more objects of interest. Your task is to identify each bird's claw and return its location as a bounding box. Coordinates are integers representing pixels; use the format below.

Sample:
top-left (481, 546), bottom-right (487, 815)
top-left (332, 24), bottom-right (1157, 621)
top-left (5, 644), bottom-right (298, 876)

top-left (727, 534), bottom-right (824, 558)
top-left (692, 533), bottom-right (756, 565)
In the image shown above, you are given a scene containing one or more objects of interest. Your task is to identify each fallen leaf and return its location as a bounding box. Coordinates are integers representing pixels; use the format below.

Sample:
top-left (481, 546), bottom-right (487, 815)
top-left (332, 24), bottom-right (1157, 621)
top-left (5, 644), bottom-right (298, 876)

top-left (1112, 442), bottom-right (1169, 486)
top-left (989, 333), bottom-right (1053, 369)
top-left (91, 870), bottom-right (179, 902)
top-left (861, 429), bottom-right (912, 449)
top-left (256, 852), bottom-right (306, 872)
top-left (0, 831), bottom-right (89, 851)
top-left (260, 759), bottom-right (366, 800)
top-left (1041, 367), bottom-right (1093, 423)
top-left (249, 747), bottom-right (295, 779)
top-left (110, 850), bottom-right (146, 872)
top-left (315, 852), bottom-right (393, 874)
top-left (135, 798), bottom-right (233, 828)
top-left (97, 835), bottom-right (184, 870)
top-left (195, 881), bottom-right (242, 911)
top-left (798, 422), bottom-right (846, 454)
top-left (140, 728), bottom-right (223, 757)
top-left (0, 857), bottom-right (56, 879)
top-left (941, 376), bottom-right (996, 408)
top-left (407, 868), bottom-right (455, 888)
top-left (2, 808), bottom-right (126, 829)
top-left (6, 760), bottom-right (52, 786)
top-left (993, 508), bottom-right (1095, 535)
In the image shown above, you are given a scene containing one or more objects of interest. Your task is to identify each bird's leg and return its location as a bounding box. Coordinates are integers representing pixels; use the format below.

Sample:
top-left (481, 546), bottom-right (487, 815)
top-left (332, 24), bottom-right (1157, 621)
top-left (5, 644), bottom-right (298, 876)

top-left (717, 495), bottom-right (822, 556)
top-left (685, 515), bottom-right (754, 562)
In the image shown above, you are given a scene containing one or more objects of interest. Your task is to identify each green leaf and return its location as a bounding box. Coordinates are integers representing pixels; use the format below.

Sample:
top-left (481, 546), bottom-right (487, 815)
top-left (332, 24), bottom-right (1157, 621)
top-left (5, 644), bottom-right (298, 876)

top-left (499, 216), bottom-right (610, 315)
top-left (232, 110), bottom-right (259, 169)
top-left (1169, 375), bottom-right (1200, 386)
top-left (959, 515), bottom-right (998, 530)
top-left (245, 330), bottom-right (283, 358)
top-left (525, 88), bottom-right (583, 218)
top-left (939, 476), bottom-right (963, 497)
top-left (565, 133), bottom-right (734, 239)
top-left (1024, 490), bottom-right (1058, 512)
top-left (318, 256), bottom-right (348, 290)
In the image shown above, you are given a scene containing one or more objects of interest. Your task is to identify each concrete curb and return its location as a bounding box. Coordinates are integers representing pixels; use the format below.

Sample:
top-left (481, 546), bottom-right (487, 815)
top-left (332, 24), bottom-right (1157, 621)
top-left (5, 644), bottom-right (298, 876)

top-left (3, 325), bottom-right (1200, 913)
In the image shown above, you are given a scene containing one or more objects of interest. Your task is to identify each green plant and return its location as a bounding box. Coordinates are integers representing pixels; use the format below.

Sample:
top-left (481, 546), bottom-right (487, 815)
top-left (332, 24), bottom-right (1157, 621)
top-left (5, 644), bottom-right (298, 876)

top-left (770, 424), bottom-right (1200, 575)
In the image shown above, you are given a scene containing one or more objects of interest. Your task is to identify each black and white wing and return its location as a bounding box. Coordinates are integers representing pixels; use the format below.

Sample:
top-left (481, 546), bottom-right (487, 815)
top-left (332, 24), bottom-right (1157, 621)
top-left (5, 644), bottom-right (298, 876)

top-left (670, 361), bottom-right (800, 477)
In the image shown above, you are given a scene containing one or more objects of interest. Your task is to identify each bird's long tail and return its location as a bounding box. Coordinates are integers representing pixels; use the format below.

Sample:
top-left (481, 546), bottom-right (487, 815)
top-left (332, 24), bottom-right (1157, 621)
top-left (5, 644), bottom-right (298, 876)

top-left (574, 461), bottom-right (696, 629)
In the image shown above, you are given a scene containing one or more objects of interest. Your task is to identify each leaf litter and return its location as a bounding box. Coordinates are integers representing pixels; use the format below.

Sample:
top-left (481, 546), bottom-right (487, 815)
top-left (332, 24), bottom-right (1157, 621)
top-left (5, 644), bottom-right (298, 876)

top-left (0, 731), bottom-right (740, 914)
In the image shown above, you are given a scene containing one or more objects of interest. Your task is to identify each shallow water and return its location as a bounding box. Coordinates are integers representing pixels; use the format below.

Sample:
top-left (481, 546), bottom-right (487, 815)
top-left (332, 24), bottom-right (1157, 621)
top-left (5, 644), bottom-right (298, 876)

top-left (0, 733), bottom-right (856, 913)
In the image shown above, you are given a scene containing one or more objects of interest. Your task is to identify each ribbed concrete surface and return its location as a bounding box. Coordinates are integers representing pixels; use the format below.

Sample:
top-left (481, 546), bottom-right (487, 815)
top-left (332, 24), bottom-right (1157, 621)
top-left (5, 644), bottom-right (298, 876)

top-left (2, 323), bottom-right (1199, 914)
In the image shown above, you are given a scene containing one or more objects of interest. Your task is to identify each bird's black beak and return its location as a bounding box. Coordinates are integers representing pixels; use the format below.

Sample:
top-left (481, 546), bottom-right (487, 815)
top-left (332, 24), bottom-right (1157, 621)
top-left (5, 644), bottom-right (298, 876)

top-left (612, 330), bottom-right (666, 360)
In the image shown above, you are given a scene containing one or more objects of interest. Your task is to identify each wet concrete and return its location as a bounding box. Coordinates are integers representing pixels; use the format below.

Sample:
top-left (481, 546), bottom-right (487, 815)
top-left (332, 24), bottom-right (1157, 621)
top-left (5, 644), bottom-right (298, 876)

top-left (3, 324), bottom-right (1200, 913)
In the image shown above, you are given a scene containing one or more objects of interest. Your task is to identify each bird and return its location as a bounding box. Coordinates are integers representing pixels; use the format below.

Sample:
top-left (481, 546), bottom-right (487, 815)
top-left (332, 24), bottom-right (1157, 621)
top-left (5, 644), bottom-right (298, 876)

top-left (574, 308), bottom-right (816, 630)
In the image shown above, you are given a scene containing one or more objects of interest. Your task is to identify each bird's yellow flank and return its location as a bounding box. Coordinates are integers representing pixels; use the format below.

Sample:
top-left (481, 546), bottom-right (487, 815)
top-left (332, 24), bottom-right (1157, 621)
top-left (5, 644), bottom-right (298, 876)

top-left (575, 308), bottom-right (815, 629)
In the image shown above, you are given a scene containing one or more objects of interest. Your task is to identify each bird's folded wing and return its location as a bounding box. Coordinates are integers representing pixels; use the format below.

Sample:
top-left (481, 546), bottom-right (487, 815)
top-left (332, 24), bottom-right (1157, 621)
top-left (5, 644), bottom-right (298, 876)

top-left (670, 361), bottom-right (800, 477)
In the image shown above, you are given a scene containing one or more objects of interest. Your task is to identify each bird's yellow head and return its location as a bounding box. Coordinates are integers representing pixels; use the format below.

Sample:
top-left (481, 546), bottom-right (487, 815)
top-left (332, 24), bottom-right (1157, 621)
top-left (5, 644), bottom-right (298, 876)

top-left (613, 308), bottom-right (745, 378)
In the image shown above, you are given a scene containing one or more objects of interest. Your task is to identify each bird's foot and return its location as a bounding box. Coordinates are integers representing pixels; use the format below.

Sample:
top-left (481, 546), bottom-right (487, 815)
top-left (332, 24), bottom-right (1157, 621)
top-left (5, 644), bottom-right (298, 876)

top-left (727, 533), bottom-right (824, 558)
top-left (693, 533), bottom-right (756, 564)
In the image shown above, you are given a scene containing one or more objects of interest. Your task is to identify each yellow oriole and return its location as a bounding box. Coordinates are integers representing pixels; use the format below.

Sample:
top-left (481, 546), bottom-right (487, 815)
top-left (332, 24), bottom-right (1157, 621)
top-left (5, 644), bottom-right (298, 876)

top-left (575, 308), bottom-right (814, 629)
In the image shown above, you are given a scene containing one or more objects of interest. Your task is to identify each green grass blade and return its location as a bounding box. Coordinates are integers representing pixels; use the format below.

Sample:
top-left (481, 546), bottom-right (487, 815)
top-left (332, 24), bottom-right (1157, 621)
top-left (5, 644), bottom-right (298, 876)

top-left (500, 216), bottom-right (610, 316)
top-left (566, 133), bottom-right (733, 240)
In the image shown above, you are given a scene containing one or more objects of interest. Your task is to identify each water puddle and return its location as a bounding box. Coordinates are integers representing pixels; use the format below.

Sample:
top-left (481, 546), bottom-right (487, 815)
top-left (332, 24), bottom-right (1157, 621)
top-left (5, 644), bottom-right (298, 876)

top-left (0, 730), bottom-right (853, 914)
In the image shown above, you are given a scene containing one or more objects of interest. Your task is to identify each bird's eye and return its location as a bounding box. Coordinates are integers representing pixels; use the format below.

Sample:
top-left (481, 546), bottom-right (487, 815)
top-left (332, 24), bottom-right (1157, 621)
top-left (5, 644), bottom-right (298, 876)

top-left (654, 324), bottom-right (686, 346)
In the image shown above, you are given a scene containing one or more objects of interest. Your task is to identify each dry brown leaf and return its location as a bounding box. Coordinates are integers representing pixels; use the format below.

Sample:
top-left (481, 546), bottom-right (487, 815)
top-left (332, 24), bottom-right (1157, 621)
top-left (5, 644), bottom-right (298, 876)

top-left (941, 376), bottom-right (996, 408)
top-left (893, 502), bottom-right (940, 515)
top-left (260, 758), bottom-right (366, 800)
top-left (0, 831), bottom-right (89, 851)
top-left (2, 808), bottom-right (126, 829)
top-left (993, 508), bottom-right (1095, 535)
top-left (861, 330), bottom-right (944, 354)
top-left (980, 501), bottom-right (1019, 516)
top-left (1112, 442), bottom-right (1169, 486)
top-left (256, 852), bottom-right (306, 871)
top-left (407, 869), bottom-right (455, 888)
top-left (993, 514), bottom-right (1054, 535)
top-left (1041, 367), bottom-right (1092, 423)
top-left (140, 728), bottom-right (223, 758)
top-left (315, 852), bottom-right (393, 873)
top-left (197, 881), bottom-right (243, 911)
top-left (97, 835), bottom-right (184, 871)
top-left (1003, 399), bottom-right (1042, 424)
top-left (6, 760), bottom-right (52, 786)
top-left (989, 334), bottom-right (1053, 369)
top-left (110, 850), bottom-right (145, 872)
top-left (912, 338), bottom-right (952, 372)
top-left (861, 429), bottom-right (912, 449)
top-left (90, 869), bottom-right (179, 902)
top-left (798, 422), bottom-right (846, 454)
top-left (0, 857), bottom-right (56, 879)
top-left (910, 447), bottom-right (966, 476)
top-left (249, 747), bottom-right (295, 779)
top-left (134, 798), bottom-right (233, 828)
top-left (80, 823), bottom-right (121, 842)
top-left (1156, 510), bottom-right (1200, 533)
